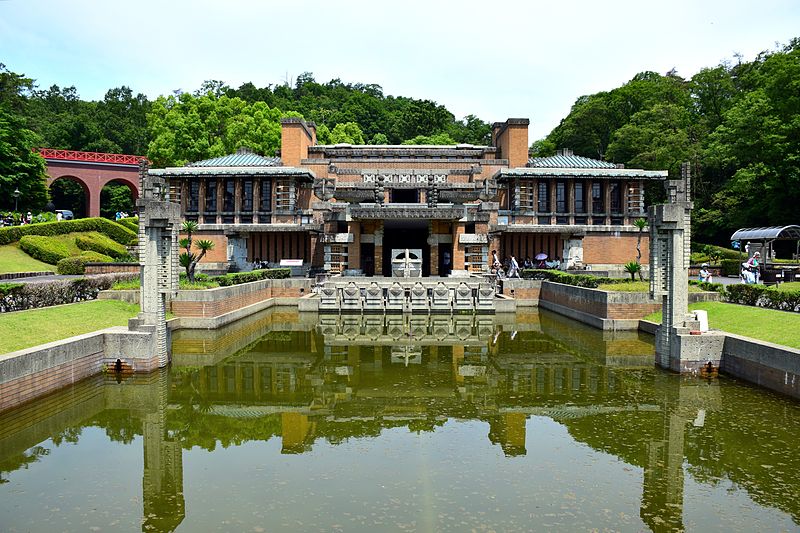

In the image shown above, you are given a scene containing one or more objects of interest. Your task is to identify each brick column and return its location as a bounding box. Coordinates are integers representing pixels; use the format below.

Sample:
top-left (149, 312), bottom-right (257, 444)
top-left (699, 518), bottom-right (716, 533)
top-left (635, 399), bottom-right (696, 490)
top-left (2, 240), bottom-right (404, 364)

top-left (604, 181), bottom-right (612, 225)
top-left (568, 180), bottom-right (575, 224)
top-left (234, 177), bottom-right (242, 224)
top-left (348, 221), bottom-right (361, 271)
top-left (374, 222), bottom-right (384, 276)
top-left (549, 179), bottom-right (556, 224)
top-left (198, 179), bottom-right (207, 223)
top-left (216, 180), bottom-right (224, 224)
top-left (253, 178), bottom-right (261, 223)
top-left (453, 222), bottom-right (466, 271)
top-left (429, 223), bottom-right (439, 276)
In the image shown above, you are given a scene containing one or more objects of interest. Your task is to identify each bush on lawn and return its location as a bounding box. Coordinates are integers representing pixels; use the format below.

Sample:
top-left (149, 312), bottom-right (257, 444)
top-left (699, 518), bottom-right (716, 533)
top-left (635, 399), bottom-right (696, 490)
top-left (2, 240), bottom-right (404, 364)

top-left (75, 232), bottom-right (128, 259)
top-left (0, 217), bottom-right (136, 246)
top-left (721, 259), bottom-right (742, 277)
top-left (0, 273), bottom-right (138, 312)
top-left (688, 280), bottom-right (725, 293)
top-left (19, 235), bottom-right (72, 264)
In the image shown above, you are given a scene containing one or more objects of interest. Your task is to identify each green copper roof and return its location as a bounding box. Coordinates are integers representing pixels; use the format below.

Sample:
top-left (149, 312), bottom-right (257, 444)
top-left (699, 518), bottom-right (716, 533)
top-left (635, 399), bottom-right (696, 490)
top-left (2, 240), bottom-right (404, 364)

top-left (188, 149), bottom-right (281, 167)
top-left (528, 153), bottom-right (617, 169)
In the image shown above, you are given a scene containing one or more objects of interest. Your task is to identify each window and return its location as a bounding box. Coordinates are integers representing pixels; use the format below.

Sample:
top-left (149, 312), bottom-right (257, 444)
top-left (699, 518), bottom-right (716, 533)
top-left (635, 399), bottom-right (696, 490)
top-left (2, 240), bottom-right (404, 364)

top-left (591, 182), bottom-right (603, 213)
top-left (610, 181), bottom-right (622, 213)
top-left (243, 179), bottom-right (253, 212)
top-left (205, 179), bottom-right (217, 212)
top-left (537, 181), bottom-right (549, 212)
top-left (575, 182), bottom-right (585, 213)
top-left (188, 180), bottom-right (199, 212)
top-left (260, 178), bottom-right (272, 211)
top-left (224, 179), bottom-right (235, 212)
top-left (556, 181), bottom-right (566, 213)
top-left (390, 188), bottom-right (419, 203)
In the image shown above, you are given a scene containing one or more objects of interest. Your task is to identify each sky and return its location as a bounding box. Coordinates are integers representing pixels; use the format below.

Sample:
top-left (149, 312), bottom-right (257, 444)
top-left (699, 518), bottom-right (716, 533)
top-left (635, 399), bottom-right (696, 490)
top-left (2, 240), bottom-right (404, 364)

top-left (1, 0), bottom-right (799, 140)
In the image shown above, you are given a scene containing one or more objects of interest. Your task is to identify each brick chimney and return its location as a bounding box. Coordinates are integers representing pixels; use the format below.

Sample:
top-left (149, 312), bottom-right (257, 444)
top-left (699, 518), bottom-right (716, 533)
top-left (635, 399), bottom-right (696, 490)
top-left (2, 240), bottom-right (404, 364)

top-left (491, 118), bottom-right (530, 168)
top-left (280, 118), bottom-right (317, 167)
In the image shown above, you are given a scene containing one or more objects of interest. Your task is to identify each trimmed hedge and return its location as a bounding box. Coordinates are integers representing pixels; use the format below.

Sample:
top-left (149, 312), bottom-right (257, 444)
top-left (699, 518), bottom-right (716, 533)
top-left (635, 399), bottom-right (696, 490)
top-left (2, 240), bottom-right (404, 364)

top-left (19, 235), bottom-right (72, 265)
top-left (0, 273), bottom-right (138, 312)
top-left (117, 217), bottom-right (139, 232)
top-left (725, 284), bottom-right (800, 312)
top-left (721, 259), bottom-right (742, 276)
top-left (688, 279), bottom-right (725, 293)
top-left (75, 232), bottom-right (128, 258)
top-left (519, 269), bottom-right (629, 288)
top-left (0, 217), bottom-right (136, 246)
top-left (213, 268), bottom-right (291, 286)
top-left (57, 252), bottom-right (114, 275)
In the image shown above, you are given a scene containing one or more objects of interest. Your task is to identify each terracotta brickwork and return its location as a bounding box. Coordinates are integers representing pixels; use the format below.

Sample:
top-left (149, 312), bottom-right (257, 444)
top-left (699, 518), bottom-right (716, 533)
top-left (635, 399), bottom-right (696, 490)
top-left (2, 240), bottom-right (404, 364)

top-left (84, 263), bottom-right (140, 275)
top-left (0, 350), bottom-right (103, 412)
top-left (180, 232), bottom-right (228, 264)
top-left (583, 234), bottom-right (650, 265)
top-left (540, 282), bottom-right (659, 320)
top-left (170, 280), bottom-right (312, 319)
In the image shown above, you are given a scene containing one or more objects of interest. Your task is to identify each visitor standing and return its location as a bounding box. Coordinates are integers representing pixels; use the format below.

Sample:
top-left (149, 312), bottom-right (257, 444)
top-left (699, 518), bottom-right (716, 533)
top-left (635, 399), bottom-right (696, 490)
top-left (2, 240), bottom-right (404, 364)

top-left (491, 250), bottom-right (503, 278)
top-left (56, 211), bottom-right (63, 222)
top-left (699, 263), bottom-right (712, 283)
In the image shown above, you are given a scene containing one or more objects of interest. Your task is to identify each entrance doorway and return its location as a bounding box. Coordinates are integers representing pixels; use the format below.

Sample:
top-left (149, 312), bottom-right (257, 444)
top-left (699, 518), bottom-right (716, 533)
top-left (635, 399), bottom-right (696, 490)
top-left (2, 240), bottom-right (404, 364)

top-left (438, 243), bottom-right (453, 277)
top-left (360, 243), bottom-right (375, 276)
top-left (382, 220), bottom-right (429, 276)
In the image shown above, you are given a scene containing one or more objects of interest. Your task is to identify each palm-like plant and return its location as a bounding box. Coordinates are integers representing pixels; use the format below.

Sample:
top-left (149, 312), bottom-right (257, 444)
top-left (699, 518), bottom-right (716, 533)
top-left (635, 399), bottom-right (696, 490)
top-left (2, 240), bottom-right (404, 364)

top-left (180, 220), bottom-right (214, 282)
top-left (624, 261), bottom-right (642, 281)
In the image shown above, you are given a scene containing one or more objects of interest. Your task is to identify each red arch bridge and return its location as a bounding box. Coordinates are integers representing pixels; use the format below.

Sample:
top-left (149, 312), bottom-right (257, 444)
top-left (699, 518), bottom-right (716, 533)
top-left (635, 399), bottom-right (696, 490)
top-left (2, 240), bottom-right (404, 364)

top-left (38, 148), bottom-right (144, 217)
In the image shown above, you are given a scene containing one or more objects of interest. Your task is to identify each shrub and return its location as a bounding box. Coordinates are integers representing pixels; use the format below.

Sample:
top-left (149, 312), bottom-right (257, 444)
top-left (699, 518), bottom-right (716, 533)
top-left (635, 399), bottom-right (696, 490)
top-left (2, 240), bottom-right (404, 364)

top-left (520, 269), bottom-right (601, 288)
top-left (57, 257), bottom-right (88, 275)
top-left (0, 217), bottom-right (136, 246)
top-left (19, 235), bottom-right (72, 264)
top-left (75, 232), bottom-right (128, 258)
top-left (213, 268), bottom-right (291, 286)
top-left (0, 273), bottom-right (138, 312)
top-left (724, 284), bottom-right (800, 312)
top-left (688, 280), bottom-right (725, 293)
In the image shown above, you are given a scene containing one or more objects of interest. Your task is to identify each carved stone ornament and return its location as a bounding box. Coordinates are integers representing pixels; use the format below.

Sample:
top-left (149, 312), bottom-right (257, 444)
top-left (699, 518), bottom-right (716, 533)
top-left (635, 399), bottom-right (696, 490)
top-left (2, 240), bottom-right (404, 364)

top-left (313, 177), bottom-right (336, 201)
top-left (478, 178), bottom-right (498, 201)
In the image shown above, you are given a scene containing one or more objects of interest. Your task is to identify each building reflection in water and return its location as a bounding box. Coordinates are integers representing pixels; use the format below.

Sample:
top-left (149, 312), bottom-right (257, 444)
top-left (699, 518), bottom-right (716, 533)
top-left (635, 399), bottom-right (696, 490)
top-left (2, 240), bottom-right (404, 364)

top-left (6, 308), bottom-right (798, 531)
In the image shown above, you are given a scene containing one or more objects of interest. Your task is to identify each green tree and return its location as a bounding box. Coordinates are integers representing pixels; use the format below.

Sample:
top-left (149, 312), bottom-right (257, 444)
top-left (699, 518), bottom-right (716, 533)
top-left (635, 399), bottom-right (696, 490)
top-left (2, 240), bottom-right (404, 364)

top-left (0, 103), bottom-right (49, 211)
top-left (179, 220), bottom-right (215, 282)
top-left (147, 93), bottom-right (283, 166)
top-left (329, 122), bottom-right (365, 144)
top-left (401, 132), bottom-right (457, 145)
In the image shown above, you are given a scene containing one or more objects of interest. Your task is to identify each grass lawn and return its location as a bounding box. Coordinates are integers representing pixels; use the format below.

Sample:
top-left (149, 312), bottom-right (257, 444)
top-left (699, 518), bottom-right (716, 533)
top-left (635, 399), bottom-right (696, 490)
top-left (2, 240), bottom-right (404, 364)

top-left (598, 281), bottom-right (703, 293)
top-left (0, 244), bottom-right (53, 273)
top-left (771, 282), bottom-right (800, 292)
top-left (0, 300), bottom-right (140, 354)
top-left (644, 301), bottom-right (800, 349)
top-left (112, 278), bottom-right (219, 290)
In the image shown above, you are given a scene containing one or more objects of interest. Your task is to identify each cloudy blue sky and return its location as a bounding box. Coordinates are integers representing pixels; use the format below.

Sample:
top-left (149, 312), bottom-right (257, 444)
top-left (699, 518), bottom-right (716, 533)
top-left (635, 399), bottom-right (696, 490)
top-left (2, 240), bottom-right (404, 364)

top-left (2, 0), bottom-right (798, 140)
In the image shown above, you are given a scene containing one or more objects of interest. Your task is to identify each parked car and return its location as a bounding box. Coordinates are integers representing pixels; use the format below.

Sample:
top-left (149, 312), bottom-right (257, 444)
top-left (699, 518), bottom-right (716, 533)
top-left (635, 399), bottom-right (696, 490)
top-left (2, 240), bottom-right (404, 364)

top-left (56, 209), bottom-right (74, 220)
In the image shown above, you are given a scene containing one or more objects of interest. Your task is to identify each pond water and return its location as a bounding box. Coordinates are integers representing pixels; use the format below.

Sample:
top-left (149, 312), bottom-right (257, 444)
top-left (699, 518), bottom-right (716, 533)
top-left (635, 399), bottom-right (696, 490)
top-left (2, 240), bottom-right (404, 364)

top-left (2, 308), bottom-right (800, 532)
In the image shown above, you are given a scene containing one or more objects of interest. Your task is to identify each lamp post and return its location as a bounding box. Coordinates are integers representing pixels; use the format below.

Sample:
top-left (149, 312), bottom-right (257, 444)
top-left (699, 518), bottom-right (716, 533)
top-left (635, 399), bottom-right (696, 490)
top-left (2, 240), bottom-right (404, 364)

top-left (12, 188), bottom-right (21, 213)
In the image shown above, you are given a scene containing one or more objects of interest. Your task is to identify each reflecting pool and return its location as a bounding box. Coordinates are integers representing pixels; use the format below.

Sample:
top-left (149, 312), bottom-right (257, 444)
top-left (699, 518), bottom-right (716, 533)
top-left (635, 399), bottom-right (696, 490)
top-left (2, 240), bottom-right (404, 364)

top-left (2, 308), bottom-right (800, 532)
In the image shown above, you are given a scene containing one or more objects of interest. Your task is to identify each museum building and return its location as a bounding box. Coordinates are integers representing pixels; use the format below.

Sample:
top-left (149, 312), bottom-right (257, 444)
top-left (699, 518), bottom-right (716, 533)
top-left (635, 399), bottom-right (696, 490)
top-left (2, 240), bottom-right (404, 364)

top-left (149, 118), bottom-right (668, 276)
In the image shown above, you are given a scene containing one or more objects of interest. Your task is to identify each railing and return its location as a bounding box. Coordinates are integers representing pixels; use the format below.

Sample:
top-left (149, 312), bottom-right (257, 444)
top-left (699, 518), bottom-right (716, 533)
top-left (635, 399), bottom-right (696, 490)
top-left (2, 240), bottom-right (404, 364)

top-left (36, 148), bottom-right (146, 166)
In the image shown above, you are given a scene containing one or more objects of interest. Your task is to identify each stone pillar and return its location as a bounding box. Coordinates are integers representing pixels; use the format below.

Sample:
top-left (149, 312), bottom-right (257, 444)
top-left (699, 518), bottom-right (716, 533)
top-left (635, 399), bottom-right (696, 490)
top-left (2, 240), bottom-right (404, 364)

top-left (374, 223), bottom-right (384, 276)
top-left (348, 221), bottom-right (361, 271)
top-left (253, 177), bottom-right (261, 223)
top-left (548, 179), bottom-right (556, 224)
top-left (568, 180), bottom-right (576, 224)
top-left (650, 163), bottom-right (724, 372)
top-left (604, 181), bottom-right (611, 225)
top-left (227, 234), bottom-right (251, 272)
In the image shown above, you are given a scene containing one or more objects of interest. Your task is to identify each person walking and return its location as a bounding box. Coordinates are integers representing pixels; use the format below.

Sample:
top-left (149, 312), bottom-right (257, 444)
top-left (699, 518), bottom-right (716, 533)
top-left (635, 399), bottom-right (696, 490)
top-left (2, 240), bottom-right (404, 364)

top-left (508, 255), bottom-right (521, 278)
top-left (491, 249), bottom-right (503, 278)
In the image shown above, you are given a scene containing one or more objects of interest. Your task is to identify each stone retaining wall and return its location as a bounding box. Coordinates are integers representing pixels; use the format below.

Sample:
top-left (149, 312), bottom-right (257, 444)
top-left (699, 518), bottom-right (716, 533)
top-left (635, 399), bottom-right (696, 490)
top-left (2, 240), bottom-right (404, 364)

top-left (0, 327), bottom-right (159, 413)
top-left (170, 278), bottom-right (312, 319)
top-left (721, 334), bottom-right (800, 399)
